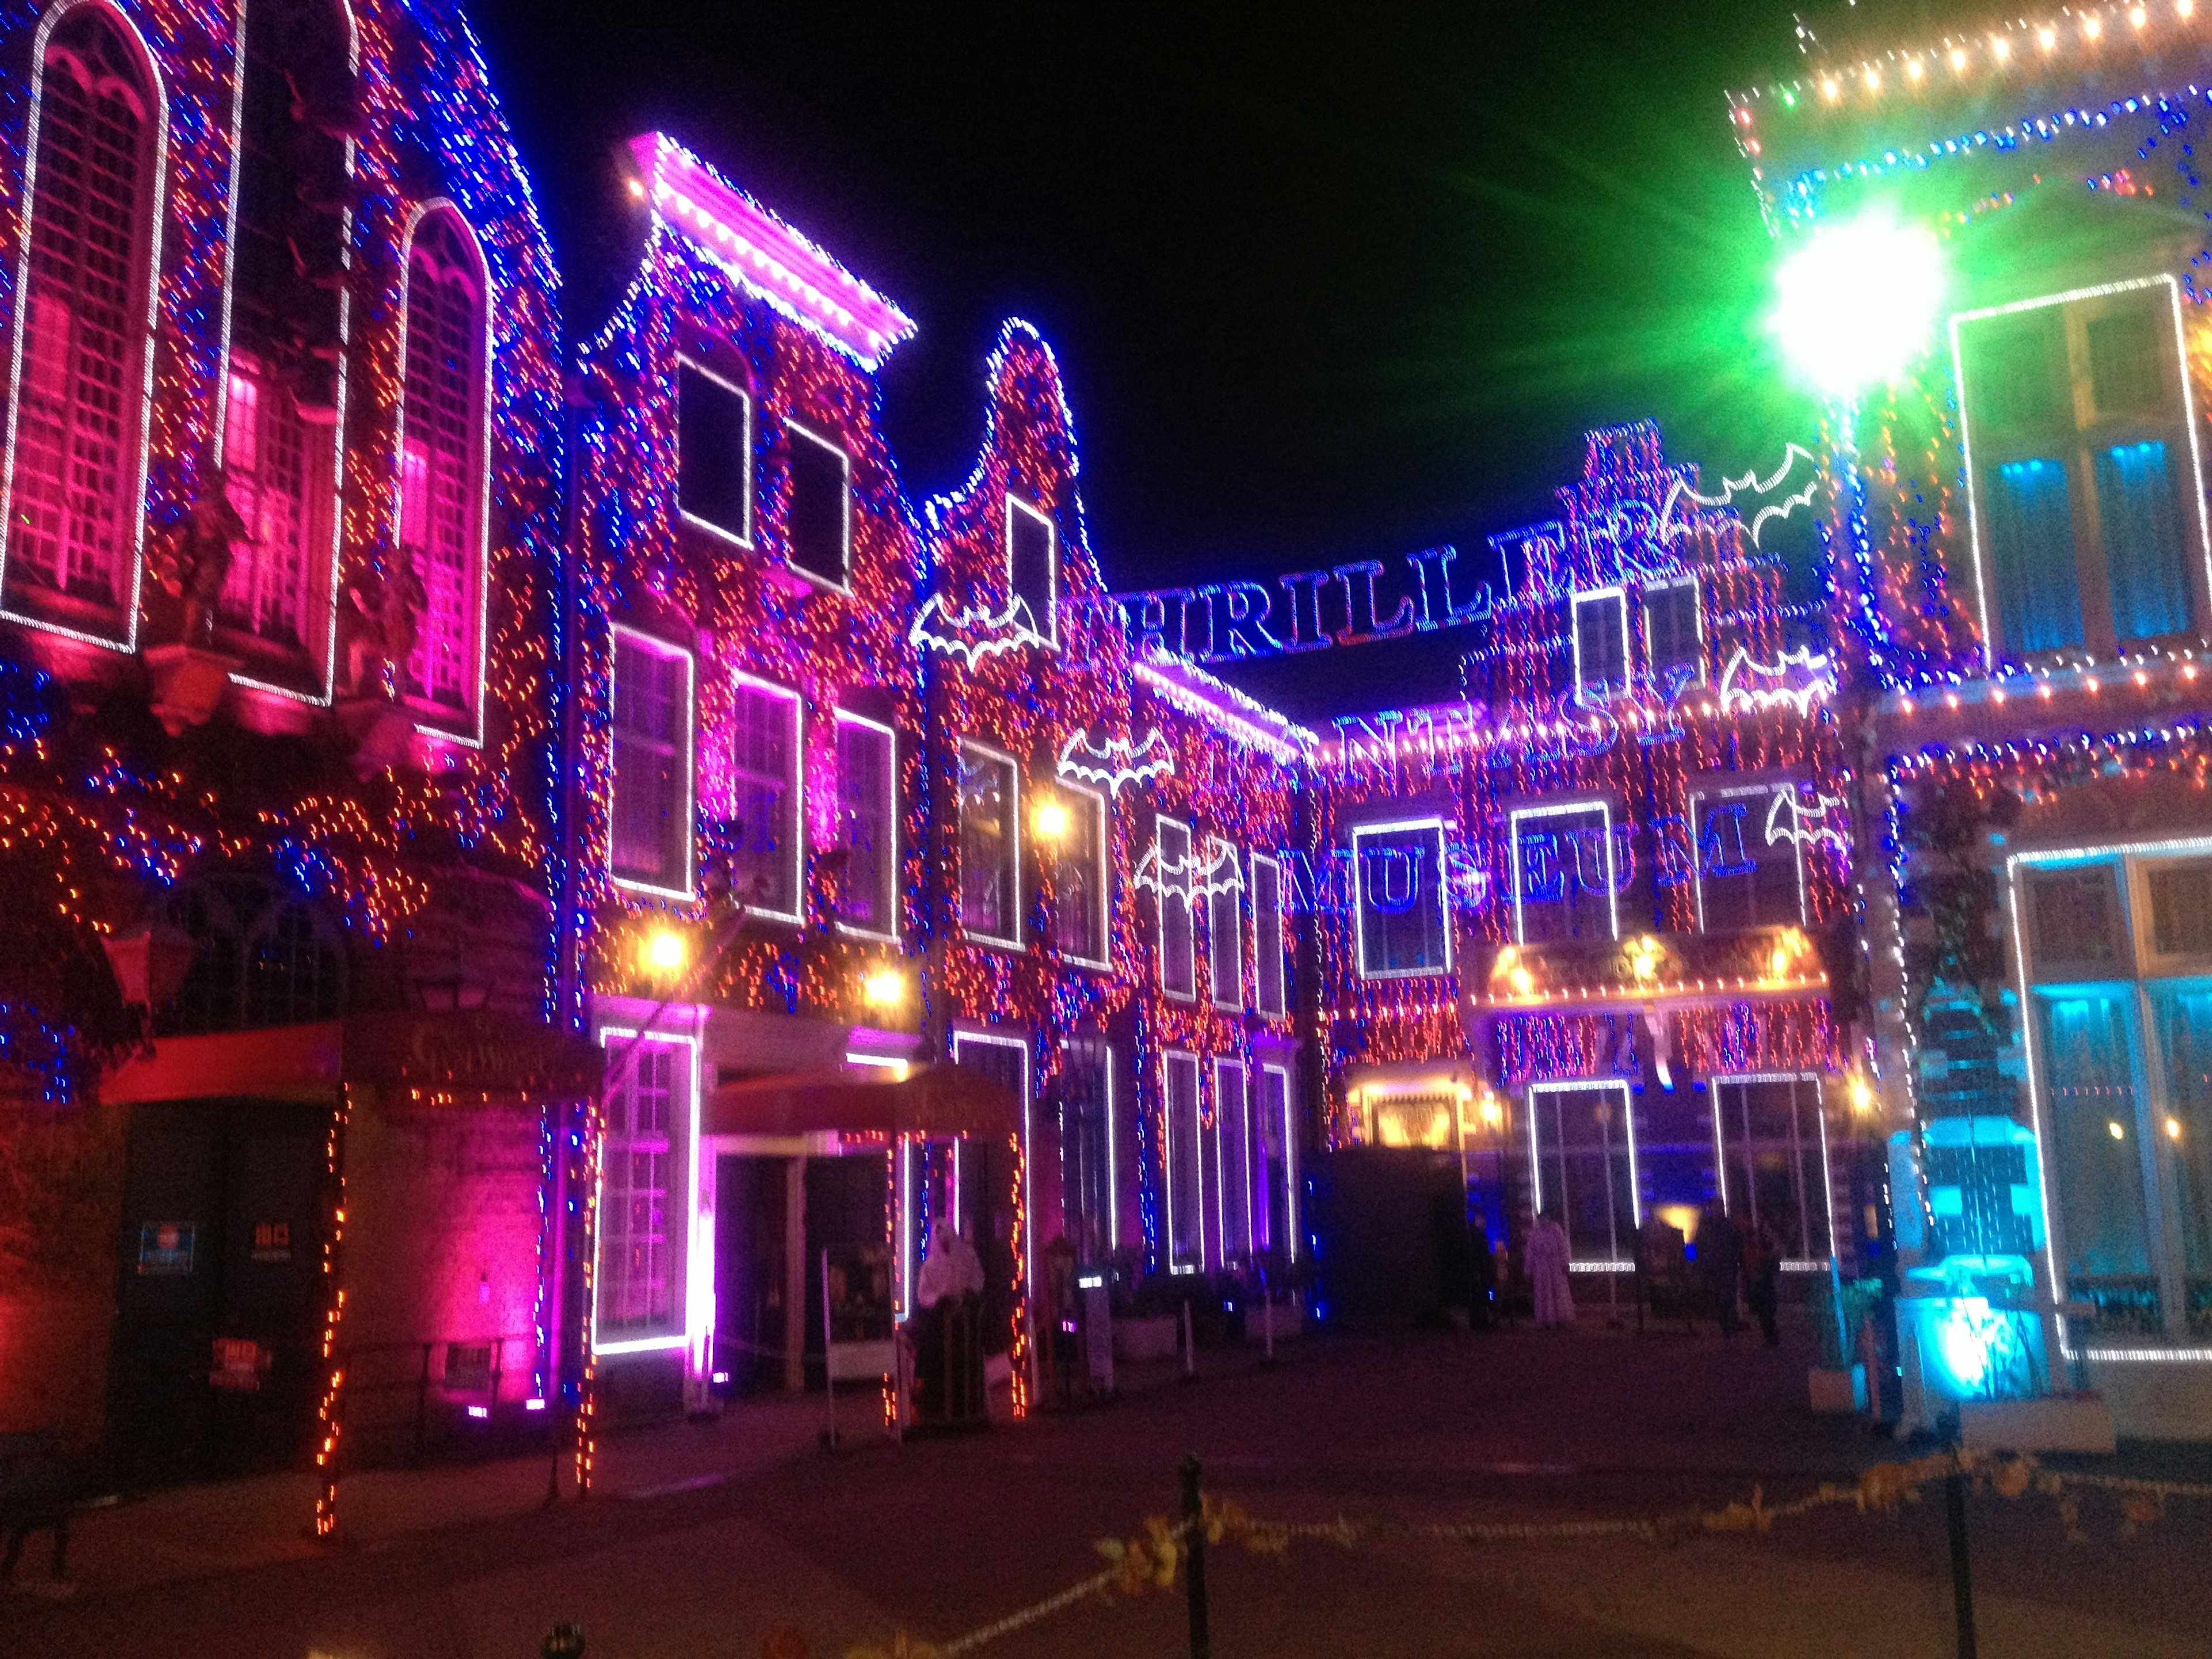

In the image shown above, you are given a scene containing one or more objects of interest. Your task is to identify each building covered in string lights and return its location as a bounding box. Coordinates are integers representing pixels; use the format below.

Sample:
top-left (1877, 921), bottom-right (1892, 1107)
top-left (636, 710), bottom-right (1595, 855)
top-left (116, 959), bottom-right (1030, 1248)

top-left (1732, 0), bottom-right (2212, 1436)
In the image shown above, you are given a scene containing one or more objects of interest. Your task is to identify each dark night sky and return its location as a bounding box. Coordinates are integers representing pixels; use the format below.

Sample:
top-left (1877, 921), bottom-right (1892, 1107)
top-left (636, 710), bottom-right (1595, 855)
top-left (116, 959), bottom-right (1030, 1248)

top-left (468, 0), bottom-right (1831, 719)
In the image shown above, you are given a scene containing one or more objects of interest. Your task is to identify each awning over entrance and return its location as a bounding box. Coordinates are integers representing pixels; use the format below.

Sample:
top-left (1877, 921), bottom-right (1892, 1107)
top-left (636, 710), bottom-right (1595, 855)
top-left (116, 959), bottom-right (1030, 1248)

top-left (101, 1008), bottom-right (604, 1106)
top-left (703, 1061), bottom-right (1022, 1141)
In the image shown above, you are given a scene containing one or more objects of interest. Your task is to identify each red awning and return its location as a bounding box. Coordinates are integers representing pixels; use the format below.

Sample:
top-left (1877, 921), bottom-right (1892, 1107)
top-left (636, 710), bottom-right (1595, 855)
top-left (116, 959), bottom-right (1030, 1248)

top-left (703, 1061), bottom-right (1022, 1141)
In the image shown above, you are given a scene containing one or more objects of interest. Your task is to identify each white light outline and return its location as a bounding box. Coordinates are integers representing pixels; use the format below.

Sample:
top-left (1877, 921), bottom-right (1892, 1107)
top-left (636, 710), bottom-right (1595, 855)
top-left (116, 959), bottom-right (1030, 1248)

top-left (1710, 1071), bottom-right (1840, 1263)
top-left (592, 1024), bottom-right (703, 1361)
top-left (1570, 586), bottom-right (1630, 706)
top-left (1262, 1062), bottom-right (1298, 1262)
top-left (1525, 1077), bottom-right (1639, 1259)
top-left (957, 737), bottom-right (1024, 949)
top-left (781, 416), bottom-right (853, 596)
top-left (1005, 493), bottom-right (1057, 649)
top-left (908, 590), bottom-right (1051, 666)
top-left (1206, 836), bottom-right (1245, 1012)
top-left (391, 200), bottom-right (494, 748)
top-left (607, 624), bottom-right (699, 902)
top-left (1251, 851), bottom-right (1288, 1018)
top-left (1714, 645), bottom-right (1835, 715)
top-left (1688, 779), bottom-right (1809, 933)
top-left (217, 0), bottom-right (358, 711)
top-left (673, 355), bottom-right (753, 550)
top-left (1764, 787), bottom-right (1852, 859)
top-left (1351, 816), bottom-right (1454, 980)
top-left (1162, 1047), bottom-right (1205, 1273)
top-left (1507, 799), bottom-right (1618, 946)
top-left (1104, 1046), bottom-right (1121, 1252)
top-left (952, 1027), bottom-right (1035, 1304)
top-left (1154, 814), bottom-right (1196, 1000)
top-left (831, 708), bottom-right (899, 942)
top-left (1639, 573), bottom-right (1706, 691)
top-left (1656, 442), bottom-right (1820, 550)
top-left (1951, 275), bottom-right (2212, 670)
top-left (2009, 835), bottom-right (2212, 1359)
top-left (1055, 726), bottom-right (1173, 796)
top-left (1050, 780), bottom-right (1112, 971)
top-left (1214, 1056), bottom-right (1254, 1265)
top-left (0, 0), bottom-right (171, 654)
top-left (728, 668), bottom-right (805, 923)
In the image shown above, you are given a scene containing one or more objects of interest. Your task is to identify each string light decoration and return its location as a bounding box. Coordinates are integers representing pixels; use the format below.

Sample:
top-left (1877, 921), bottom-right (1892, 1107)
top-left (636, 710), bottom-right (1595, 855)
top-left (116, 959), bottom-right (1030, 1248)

top-left (1312, 422), bottom-right (1853, 1141)
top-left (312, 1085), bottom-right (352, 1538)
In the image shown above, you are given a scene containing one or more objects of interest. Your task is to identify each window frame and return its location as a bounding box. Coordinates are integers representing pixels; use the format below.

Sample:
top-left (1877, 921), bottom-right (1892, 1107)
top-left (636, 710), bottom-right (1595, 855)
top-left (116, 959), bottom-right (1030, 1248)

top-left (0, 3), bottom-right (169, 654)
top-left (1006, 493), bottom-right (1058, 646)
top-left (1052, 781), bottom-right (1112, 971)
top-left (1640, 575), bottom-right (1705, 692)
top-left (1571, 586), bottom-right (1631, 704)
top-left (1162, 1048), bottom-right (1205, 1274)
top-left (1214, 1056), bottom-right (1253, 1266)
top-left (393, 202), bottom-right (494, 743)
top-left (1205, 838), bottom-right (1244, 1012)
top-left (1260, 1061), bottom-right (1299, 1262)
top-left (1352, 817), bottom-right (1454, 979)
top-left (950, 1026), bottom-right (1035, 1298)
top-left (1508, 798), bottom-right (1618, 946)
top-left (1688, 779), bottom-right (1809, 933)
top-left (832, 709), bottom-right (899, 942)
top-left (1155, 814), bottom-right (1196, 1000)
top-left (728, 669), bottom-right (805, 925)
top-left (607, 626), bottom-right (698, 901)
top-left (782, 416), bottom-right (853, 593)
top-left (676, 355), bottom-right (754, 549)
top-left (592, 1027), bottom-right (700, 1355)
top-left (957, 738), bottom-right (1023, 949)
top-left (1953, 275), bottom-right (2212, 666)
top-left (1251, 851), bottom-right (1288, 1018)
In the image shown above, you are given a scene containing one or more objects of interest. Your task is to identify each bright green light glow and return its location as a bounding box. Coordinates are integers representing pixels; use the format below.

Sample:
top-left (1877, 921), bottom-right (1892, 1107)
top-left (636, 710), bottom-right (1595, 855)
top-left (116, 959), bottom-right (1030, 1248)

top-left (1771, 213), bottom-right (1945, 399)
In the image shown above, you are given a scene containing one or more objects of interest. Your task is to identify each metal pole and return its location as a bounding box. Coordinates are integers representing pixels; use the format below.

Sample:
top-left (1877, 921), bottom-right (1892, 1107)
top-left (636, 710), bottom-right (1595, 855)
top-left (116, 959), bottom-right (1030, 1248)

top-left (1262, 1268), bottom-right (1275, 1363)
top-left (822, 1248), bottom-right (838, 1452)
top-left (1181, 1299), bottom-right (1196, 1380)
top-left (1945, 1459), bottom-right (1978, 1659)
top-left (1180, 1454), bottom-right (1211, 1659)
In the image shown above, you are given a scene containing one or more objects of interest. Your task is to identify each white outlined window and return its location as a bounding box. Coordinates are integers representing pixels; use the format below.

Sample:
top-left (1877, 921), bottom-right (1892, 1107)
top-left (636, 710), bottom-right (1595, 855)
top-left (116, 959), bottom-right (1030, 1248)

top-left (834, 711), bottom-right (897, 938)
top-left (1051, 783), bottom-right (1109, 969)
top-left (1, 6), bottom-right (164, 642)
top-left (1509, 801), bottom-right (1617, 945)
top-left (1156, 816), bottom-right (1196, 999)
top-left (397, 209), bottom-right (490, 721)
top-left (1251, 853), bottom-right (1287, 1018)
top-left (1352, 818), bottom-right (1451, 978)
top-left (1571, 588), bottom-right (1630, 703)
top-left (595, 1031), bottom-right (698, 1352)
top-left (2011, 840), bottom-right (2212, 1347)
top-left (951, 1027), bottom-right (1035, 1300)
top-left (1955, 276), bottom-right (2211, 662)
top-left (609, 630), bottom-right (696, 897)
top-left (219, 355), bottom-right (320, 649)
top-left (1206, 839), bottom-right (1244, 1010)
top-left (1641, 577), bottom-right (1702, 694)
top-left (1007, 494), bottom-right (1056, 645)
top-left (959, 741), bottom-right (1021, 946)
top-left (1215, 1058), bottom-right (1253, 1266)
top-left (730, 675), bottom-right (802, 921)
top-left (1710, 1073), bottom-right (1836, 1266)
top-left (1259, 1063), bottom-right (1297, 1261)
top-left (783, 418), bottom-right (851, 589)
top-left (1060, 1035), bottom-right (1116, 1258)
top-left (1526, 1079), bottom-right (1639, 1268)
top-left (677, 359), bottom-right (752, 546)
top-left (1690, 782), bottom-right (1807, 932)
top-left (1163, 1050), bottom-right (1205, 1272)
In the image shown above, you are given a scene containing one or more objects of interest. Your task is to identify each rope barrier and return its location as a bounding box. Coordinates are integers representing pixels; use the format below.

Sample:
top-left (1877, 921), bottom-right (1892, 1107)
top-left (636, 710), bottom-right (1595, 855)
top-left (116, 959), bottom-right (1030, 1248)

top-left (825, 1451), bottom-right (2212, 1659)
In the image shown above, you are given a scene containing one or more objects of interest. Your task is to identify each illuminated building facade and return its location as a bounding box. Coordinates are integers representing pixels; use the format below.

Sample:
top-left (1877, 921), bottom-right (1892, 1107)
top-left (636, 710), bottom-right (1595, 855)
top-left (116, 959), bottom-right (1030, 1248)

top-left (1733, 1), bottom-right (2212, 1435)
top-left (1309, 423), bottom-right (1868, 1289)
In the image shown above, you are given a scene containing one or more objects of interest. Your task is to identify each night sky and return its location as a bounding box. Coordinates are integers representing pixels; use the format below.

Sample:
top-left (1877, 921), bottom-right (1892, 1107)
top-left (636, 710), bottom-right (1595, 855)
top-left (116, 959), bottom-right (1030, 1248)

top-left (469, 0), bottom-right (1828, 718)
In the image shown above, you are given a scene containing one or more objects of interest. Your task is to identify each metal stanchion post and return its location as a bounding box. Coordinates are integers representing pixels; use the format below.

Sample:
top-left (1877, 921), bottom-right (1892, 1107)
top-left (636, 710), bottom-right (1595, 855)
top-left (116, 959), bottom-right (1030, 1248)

top-left (1945, 1457), bottom-right (1978, 1659)
top-left (1180, 1454), bottom-right (1211, 1659)
top-left (1181, 1300), bottom-right (1196, 1380)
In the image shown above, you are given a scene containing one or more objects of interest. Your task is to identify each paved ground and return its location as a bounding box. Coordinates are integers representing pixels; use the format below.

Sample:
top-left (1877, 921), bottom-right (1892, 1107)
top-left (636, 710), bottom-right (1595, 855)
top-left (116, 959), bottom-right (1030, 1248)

top-left (7, 1312), bottom-right (2211, 1658)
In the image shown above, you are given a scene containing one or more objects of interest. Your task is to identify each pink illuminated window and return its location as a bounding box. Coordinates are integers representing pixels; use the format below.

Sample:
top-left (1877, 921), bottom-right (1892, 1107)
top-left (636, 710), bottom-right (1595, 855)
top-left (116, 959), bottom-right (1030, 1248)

top-left (219, 359), bottom-right (314, 646)
top-left (600, 1041), bottom-right (683, 1336)
top-left (610, 631), bottom-right (695, 894)
top-left (6, 10), bottom-right (157, 613)
top-left (399, 213), bottom-right (484, 712)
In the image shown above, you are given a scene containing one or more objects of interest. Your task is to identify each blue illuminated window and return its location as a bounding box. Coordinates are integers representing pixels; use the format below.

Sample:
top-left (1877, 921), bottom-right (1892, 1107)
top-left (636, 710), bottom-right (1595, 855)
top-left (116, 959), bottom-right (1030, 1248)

top-left (2095, 441), bottom-right (2191, 643)
top-left (1985, 458), bottom-right (2084, 653)
top-left (1353, 820), bottom-right (1450, 977)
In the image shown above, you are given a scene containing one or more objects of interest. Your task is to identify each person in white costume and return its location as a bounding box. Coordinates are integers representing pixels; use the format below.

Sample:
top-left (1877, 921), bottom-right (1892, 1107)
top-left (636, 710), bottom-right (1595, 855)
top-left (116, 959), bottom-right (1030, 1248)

top-left (1527, 1210), bottom-right (1575, 1328)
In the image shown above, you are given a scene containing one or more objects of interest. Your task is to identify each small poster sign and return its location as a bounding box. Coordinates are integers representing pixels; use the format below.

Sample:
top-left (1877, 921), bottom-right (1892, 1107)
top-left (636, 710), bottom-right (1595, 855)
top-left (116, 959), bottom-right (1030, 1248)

top-left (250, 1221), bottom-right (292, 1263)
top-left (137, 1223), bottom-right (195, 1276)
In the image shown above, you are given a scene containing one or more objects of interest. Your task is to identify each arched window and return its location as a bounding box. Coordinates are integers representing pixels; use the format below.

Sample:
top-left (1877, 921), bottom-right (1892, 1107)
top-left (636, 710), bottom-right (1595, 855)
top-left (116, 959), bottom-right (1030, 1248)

top-left (398, 210), bottom-right (486, 714)
top-left (221, 0), bottom-right (353, 661)
top-left (4, 5), bottom-right (161, 622)
top-left (156, 876), bottom-right (346, 1036)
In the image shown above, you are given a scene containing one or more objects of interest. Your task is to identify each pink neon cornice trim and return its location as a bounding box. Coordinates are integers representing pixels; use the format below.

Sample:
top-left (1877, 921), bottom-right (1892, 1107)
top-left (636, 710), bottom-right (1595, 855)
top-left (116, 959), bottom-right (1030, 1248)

top-left (628, 134), bottom-right (916, 368)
